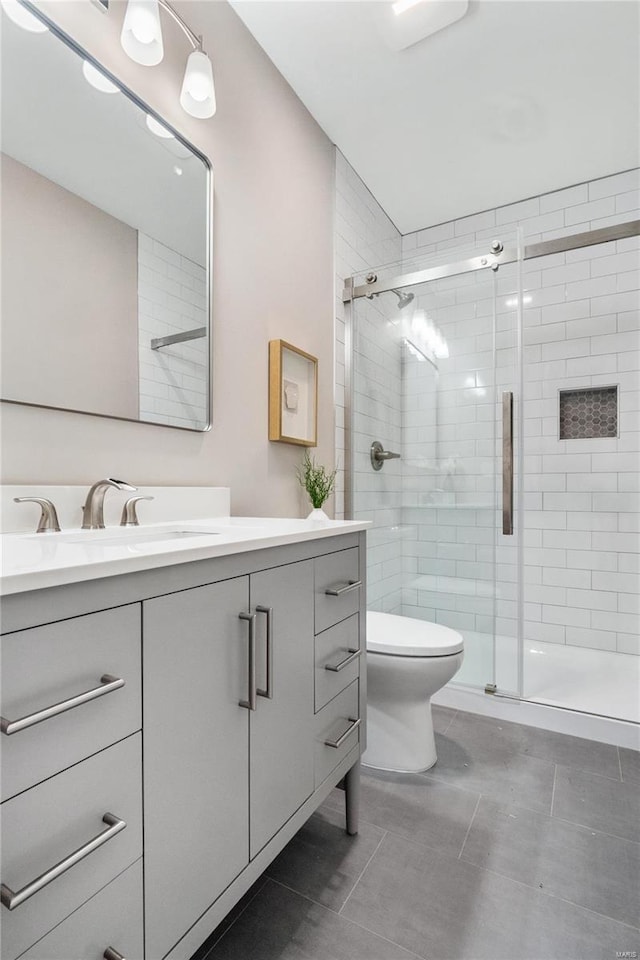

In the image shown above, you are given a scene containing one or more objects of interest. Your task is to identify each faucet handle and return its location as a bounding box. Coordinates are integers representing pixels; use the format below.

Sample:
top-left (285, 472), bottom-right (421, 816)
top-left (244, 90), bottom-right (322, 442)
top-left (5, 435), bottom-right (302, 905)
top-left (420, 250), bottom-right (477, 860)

top-left (14, 497), bottom-right (61, 533)
top-left (120, 496), bottom-right (154, 527)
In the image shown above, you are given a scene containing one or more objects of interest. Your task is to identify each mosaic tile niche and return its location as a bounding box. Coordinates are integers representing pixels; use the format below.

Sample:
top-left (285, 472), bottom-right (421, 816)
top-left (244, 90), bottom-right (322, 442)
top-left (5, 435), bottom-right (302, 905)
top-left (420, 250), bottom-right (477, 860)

top-left (559, 386), bottom-right (618, 440)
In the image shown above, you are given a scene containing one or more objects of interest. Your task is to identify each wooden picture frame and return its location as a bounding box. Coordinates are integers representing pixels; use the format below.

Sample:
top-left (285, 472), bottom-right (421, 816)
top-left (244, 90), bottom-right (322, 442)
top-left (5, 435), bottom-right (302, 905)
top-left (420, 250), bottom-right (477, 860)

top-left (268, 340), bottom-right (318, 446)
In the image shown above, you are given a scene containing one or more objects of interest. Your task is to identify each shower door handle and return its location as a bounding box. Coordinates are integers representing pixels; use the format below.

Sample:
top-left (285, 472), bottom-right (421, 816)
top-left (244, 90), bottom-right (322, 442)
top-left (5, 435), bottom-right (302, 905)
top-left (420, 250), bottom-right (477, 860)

top-left (502, 392), bottom-right (514, 535)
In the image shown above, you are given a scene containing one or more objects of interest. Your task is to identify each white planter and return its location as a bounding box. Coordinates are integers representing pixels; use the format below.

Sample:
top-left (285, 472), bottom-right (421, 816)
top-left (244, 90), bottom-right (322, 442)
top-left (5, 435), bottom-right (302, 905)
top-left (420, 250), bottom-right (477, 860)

top-left (307, 507), bottom-right (330, 523)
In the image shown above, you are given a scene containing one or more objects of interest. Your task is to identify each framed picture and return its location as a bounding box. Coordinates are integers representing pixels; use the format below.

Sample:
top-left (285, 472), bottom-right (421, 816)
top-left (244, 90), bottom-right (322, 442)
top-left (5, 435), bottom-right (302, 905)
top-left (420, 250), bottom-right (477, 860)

top-left (269, 340), bottom-right (318, 446)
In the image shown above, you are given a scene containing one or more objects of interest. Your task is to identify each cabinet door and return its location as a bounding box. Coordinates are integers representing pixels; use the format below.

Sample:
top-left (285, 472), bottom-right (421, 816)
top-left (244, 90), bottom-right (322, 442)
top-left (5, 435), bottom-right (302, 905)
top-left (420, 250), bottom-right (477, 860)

top-left (143, 577), bottom-right (250, 960)
top-left (249, 561), bottom-right (314, 858)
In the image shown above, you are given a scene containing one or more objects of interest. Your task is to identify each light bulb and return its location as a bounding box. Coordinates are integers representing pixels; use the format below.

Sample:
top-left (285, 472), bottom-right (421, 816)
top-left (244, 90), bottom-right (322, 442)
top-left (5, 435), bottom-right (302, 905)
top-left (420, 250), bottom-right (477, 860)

top-left (121, 0), bottom-right (163, 66)
top-left (1, 0), bottom-right (48, 32)
top-left (188, 74), bottom-right (210, 103)
top-left (82, 61), bottom-right (119, 94)
top-left (146, 114), bottom-right (174, 139)
top-left (180, 50), bottom-right (216, 119)
top-left (131, 9), bottom-right (157, 44)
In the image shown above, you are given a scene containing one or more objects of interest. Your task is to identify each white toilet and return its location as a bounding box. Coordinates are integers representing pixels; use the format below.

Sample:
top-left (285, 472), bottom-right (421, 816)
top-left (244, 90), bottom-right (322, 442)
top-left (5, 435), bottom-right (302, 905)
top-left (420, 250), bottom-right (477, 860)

top-left (363, 611), bottom-right (464, 773)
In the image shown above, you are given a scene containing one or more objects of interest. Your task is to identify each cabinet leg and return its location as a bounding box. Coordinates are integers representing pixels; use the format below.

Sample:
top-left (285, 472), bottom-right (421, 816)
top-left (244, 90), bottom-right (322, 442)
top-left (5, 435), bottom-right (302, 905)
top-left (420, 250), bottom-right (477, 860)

top-left (344, 759), bottom-right (360, 836)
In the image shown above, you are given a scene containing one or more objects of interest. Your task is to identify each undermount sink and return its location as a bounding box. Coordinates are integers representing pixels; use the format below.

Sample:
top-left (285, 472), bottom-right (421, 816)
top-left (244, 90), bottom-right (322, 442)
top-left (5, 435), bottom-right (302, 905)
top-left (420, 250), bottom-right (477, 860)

top-left (23, 528), bottom-right (222, 547)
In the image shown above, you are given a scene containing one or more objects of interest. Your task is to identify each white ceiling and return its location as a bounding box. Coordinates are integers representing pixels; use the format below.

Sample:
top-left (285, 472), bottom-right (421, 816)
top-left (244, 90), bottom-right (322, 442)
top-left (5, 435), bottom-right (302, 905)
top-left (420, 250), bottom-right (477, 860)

top-left (230, 0), bottom-right (640, 234)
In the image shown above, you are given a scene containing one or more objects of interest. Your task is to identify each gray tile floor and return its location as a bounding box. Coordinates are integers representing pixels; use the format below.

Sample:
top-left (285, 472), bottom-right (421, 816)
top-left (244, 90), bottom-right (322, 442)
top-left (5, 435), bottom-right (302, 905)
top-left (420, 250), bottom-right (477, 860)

top-left (195, 707), bottom-right (640, 960)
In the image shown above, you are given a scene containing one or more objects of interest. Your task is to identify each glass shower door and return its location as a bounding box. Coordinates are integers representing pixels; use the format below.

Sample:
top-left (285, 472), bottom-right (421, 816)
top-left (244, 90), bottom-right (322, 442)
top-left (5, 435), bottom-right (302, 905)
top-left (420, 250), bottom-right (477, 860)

top-left (349, 243), bottom-right (522, 695)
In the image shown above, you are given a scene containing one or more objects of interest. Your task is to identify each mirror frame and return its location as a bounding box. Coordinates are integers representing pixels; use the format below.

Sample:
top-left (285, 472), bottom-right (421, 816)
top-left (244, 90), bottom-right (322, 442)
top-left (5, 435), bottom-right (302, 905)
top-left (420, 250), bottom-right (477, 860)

top-left (1, 0), bottom-right (213, 432)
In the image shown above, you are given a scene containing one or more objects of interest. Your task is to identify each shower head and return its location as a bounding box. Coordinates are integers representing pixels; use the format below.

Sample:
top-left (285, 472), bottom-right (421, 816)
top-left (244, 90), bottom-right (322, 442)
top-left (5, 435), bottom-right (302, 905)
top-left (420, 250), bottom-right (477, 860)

top-left (393, 289), bottom-right (415, 310)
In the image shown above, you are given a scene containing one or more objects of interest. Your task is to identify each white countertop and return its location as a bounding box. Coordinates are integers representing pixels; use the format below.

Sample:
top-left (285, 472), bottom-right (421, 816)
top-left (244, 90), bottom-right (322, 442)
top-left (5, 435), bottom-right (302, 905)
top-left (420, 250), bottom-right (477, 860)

top-left (0, 517), bottom-right (370, 596)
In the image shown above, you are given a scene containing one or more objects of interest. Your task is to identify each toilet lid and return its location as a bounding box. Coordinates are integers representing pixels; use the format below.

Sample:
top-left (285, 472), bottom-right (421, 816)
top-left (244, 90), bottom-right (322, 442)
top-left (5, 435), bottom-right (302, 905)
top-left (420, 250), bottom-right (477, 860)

top-left (366, 611), bottom-right (464, 657)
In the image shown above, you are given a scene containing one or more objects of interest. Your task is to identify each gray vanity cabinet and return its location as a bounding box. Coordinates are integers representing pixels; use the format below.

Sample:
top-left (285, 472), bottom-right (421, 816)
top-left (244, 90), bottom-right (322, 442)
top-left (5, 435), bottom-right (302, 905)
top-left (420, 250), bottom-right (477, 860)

top-left (0, 530), bottom-right (366, 960)
top-left (249, 561), bottom-right (314, 858)
top-left (143, 559), bottom-right (315, 959)
top-left (142, 576), bottom-right (251, 960)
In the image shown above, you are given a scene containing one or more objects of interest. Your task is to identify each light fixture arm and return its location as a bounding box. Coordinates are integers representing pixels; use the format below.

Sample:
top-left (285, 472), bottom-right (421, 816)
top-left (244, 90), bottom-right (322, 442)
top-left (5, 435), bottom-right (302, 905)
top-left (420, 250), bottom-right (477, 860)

top-left (156, 0), bottom-right (203, 51)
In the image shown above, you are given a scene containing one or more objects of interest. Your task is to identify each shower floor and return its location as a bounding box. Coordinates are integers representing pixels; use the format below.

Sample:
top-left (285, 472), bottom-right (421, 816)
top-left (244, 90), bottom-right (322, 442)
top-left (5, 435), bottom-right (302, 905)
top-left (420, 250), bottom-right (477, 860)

top-left (455, 630), bottom-right (640, 724)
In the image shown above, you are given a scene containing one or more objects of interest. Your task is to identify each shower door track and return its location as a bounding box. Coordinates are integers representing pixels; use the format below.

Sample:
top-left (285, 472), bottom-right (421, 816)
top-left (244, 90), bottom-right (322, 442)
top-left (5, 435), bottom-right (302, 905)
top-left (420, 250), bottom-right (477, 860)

top-left (342, 219), bottom-right (640, 302)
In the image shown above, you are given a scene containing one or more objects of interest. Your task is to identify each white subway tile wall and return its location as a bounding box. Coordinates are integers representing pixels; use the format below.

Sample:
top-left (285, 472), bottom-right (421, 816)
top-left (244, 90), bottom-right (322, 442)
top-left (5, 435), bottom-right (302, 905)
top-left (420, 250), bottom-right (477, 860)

top-left (399, 168), bottom-right (639, 658)
top-left (138, 234), bottom-right (208, 429)
top-left (334, 150), bottom-right (403, 612)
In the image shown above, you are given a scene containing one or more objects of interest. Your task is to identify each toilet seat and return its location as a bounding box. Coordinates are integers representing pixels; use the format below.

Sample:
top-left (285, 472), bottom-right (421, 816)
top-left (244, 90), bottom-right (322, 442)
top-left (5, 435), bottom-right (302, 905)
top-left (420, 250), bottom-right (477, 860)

top-left (367, 611), bottom-right (464, 657)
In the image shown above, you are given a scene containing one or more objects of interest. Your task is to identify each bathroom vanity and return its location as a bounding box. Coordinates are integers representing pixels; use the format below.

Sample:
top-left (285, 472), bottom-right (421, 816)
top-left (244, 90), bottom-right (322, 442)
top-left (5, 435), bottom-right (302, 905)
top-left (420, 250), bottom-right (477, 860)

top-left (0, 514), bottom-right (367, 960)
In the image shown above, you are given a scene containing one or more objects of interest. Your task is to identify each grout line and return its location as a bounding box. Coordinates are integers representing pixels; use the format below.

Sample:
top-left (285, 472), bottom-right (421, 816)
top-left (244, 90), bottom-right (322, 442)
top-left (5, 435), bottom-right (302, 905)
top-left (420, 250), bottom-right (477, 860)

top-left (202, 877), bottom-right (269, 956)
top-left (542, 764), bottom-right (628, 786)
top-left (330, 911), bottom-right (428, 960)
top-left (267, 877), bottom-right (343, 915)
top-left (419, 769), bottom-right (553, 820)
top-left (550, 764), bottom-right (558, 817)
top-left (457, 794), bottom-right (481, 860)
top-left (457, 857), bottom-right (640, 933)
top-left (279, 822), bottom-right (639, 947)
top-left (550, 813), bottom-right (640, 846)
top-left (439, 708), bottom-right (458, 736)
top-left (339, 829), bottom-right (388, 916)
top-left (617, 745), bottom-right (624, 782)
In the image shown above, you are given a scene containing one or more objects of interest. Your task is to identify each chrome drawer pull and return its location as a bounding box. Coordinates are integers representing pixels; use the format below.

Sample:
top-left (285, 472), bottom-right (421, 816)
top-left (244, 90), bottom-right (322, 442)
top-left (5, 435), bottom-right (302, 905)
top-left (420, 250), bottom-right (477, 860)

top-left (0, 813), bottom-right (126, 911)
top-left (325, 580), bottom-right (362, 597)
top-left (0, 675), bottom-right (125, 736)
top-left (256, 605), bottom-right (273, 699)
top-left (238, 612), bottom-right (257, 711)
top-left (325, 649), bottom-right (361, 673)
top-left (324, 717), bottom-right (361, 750)
top-left (104, 948), bottom-right (126, 960)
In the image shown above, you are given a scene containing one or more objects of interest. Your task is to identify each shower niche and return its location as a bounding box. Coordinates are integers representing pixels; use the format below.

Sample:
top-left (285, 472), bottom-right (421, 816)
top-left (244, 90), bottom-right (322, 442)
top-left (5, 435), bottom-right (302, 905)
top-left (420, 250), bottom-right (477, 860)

top-left (558, 386), bottom-right (618, 440)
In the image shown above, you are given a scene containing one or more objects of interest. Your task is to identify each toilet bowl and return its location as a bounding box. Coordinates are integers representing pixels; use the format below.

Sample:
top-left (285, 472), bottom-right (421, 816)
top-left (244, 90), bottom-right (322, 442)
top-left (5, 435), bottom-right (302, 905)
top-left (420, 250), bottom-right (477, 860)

top-left (363, 611), bottom-right (464, 773)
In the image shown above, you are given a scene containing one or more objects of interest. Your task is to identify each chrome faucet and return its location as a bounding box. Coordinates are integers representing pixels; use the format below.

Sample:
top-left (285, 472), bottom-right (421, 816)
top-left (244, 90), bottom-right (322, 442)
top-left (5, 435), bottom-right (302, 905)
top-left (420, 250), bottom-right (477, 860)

top-left (14, 497), bottom-right (61, 533)
top-left (82, 478), bottom-right (137, 530)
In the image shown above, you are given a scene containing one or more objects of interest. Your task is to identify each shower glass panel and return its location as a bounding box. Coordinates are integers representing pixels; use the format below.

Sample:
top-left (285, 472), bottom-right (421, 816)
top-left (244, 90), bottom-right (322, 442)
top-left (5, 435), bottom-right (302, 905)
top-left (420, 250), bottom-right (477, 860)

top-left (518, 233), bottom-right (640, 723)
top-left (349, 241), bottom-right (522, 695)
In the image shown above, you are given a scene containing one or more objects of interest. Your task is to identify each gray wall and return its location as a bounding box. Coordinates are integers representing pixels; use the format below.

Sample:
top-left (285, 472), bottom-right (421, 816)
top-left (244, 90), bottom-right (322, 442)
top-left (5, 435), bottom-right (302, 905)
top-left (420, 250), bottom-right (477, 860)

top-left (1, 153), bottom-right (139, 420)
top-left (1, 0), bottom-right (335, 518)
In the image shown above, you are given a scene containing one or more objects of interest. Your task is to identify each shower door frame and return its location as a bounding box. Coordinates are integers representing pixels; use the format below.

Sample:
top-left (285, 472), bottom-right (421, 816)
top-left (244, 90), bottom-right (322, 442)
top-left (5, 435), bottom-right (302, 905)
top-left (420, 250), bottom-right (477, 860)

top-left (342, 218), bottom-right (640, 701)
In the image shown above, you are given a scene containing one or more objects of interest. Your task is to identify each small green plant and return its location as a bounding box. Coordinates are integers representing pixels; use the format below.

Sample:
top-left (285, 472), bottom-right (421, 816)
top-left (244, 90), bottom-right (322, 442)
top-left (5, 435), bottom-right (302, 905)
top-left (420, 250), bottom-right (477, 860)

top-left (297, 451), bottom-right (337, 509)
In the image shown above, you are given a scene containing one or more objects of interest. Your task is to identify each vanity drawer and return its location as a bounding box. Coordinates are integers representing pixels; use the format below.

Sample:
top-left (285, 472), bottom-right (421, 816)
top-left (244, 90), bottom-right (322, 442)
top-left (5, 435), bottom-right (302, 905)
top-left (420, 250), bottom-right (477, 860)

top-left (20, 859), bottom-right (143, 960)
top-left (1, 605), bottom-right (141, 801)
top-left (315, 614), bottom-right (361, 712)
top-left (314, 680), bottom-right (360, 788)
top-left (1, 733), bottom-right (142, 960)
top-left (314, 548), bottom-right (362, 634)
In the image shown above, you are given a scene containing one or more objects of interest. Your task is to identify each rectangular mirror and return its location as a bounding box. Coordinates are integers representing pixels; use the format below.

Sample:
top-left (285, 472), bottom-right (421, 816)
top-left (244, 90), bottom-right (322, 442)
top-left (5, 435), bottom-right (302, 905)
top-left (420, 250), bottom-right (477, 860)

top-left (1, 2), bottom-right (211, 431)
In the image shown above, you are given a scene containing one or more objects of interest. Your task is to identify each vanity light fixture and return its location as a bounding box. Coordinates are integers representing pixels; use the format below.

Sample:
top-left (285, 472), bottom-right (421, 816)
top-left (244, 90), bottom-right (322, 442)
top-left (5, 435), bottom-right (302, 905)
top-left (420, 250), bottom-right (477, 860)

top-left (121, 0), bottom-right (163, 65)
top-left (1, 0), bottom-right (47, 32)
top-left (82, 60), bottom-right (119, 94)
top-left (120, 0), bottom-right (216, 119)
